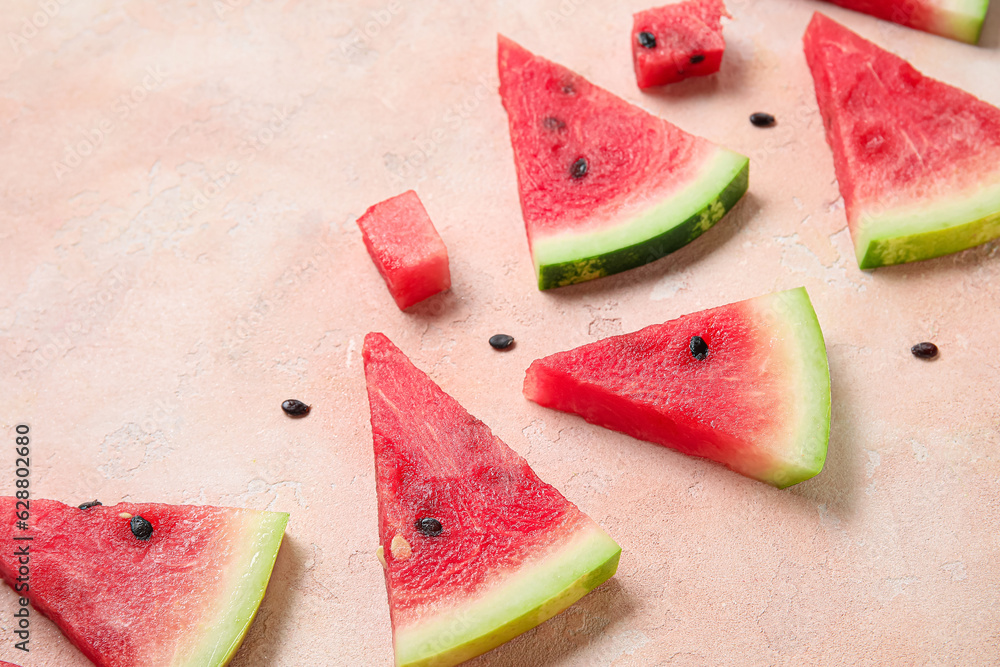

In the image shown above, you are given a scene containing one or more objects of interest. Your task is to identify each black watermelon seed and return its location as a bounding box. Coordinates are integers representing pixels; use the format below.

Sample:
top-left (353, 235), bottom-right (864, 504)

top-left (570, 157), bottom-right (588, 179)
top-left (78, 500), bottom-right (102, 510)
top-left (689, 335), bottom-right (709, 360)
top-left (281, 399), bottom-right (311, 417)
top-left (689, 54), bottom-right (706, 64)
top-left (638, 31), bottom-right (657, 48)
top-left (911, 342), bottom-right (938, 359)
top-left (489, 334), bottom-right (515, 350)
top-left (543, 116), bottom-right (566, 131)
top-left (416, 517), bottom-right (443, 536)
top-left (130, 515), bottom-right (154, 541)
top-left (750, 112), bottom-right (776, 127)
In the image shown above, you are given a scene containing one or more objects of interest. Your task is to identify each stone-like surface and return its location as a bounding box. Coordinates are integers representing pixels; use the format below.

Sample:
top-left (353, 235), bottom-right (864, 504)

top-left (1, 1), bottom-right (999, 665)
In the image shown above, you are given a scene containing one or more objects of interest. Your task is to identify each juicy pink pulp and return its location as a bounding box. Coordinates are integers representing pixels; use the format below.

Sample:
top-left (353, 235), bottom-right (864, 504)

top-left (803, 13), bottom-right (1000, 229)
top-left (822, 0), bottom-right (950, 36)
top-left (357, 190), bottom-right (451, 310)
top-left (497, 35), bottom-right (714, 246)
top-left (632, 0), bottom-right (728, 89)
top-left (0, 499), bottom-right (238, 667)
top-left (523, 299), bottom-right (790, 479)
top-left (363, 332), bottom-right (592, 628)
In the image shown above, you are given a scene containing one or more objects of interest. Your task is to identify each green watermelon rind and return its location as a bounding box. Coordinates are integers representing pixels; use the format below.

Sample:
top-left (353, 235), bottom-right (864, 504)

top-left (854, 178), bottom-right (1000, 269)
top-left (921, 0), bottom-right (989, 44)
top-left (752, 287), bottom-right (831, 488)
top-left (184, 510), bottom-right (289, 666)
top-left (393, 523), bottom-right (621, 667)
top-left (532, 148), bottom-right (749, 289)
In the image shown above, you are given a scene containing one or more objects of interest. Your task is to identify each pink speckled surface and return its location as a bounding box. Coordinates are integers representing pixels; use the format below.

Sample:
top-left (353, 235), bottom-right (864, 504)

top-left (2, 1), bottom-right (999, 665)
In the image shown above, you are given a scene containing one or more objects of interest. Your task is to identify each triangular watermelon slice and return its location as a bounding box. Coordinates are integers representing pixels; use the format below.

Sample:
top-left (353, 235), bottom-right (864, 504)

top-left (497, 35), bottom-right (749, 289)
top-left (804, 13), bottom-right (1000, 269)
top-left (818, 0), bottom-right (989, 44)
top-left (0, 498), bottom-right (287, 666)
top-left (363, 332), bottom-right (621, 667)
top-left (523, 288), bottom-right (830, 488)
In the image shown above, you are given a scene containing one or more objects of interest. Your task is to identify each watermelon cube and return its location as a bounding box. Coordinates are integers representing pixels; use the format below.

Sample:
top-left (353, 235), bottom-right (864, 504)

top-left (632, 0), bottom-right (729, 89)
top-left (357, 190), bottom-right (451, 310)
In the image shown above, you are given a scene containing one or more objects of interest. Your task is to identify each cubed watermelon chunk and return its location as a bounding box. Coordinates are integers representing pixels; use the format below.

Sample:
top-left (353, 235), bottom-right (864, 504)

top-left (524, 288), bottom-right (831, 488)
top-left (632, 0), bottom-right (730, 89)
top-left (357, 190), bottom-right (451, 310)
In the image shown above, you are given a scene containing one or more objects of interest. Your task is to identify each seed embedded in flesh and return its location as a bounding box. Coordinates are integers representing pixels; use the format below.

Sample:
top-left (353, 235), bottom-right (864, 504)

top-left (417, 517), bottom-right (443, 536)
top-left (570, 157), bottom-right (588, 179)
top-left (282, 399), bottom-right (311, 417)
top-left (638, 31), bottom-right (657, 48)
top-left (750, 112), bottom-right (776, 127)
top-left (489, 334), bottom-right (515, 350)
top-left (911, 342), bottom-right (938, 359)
top-left (689, 54), bottom-right (705, 64)
top-left (78, 500), bottom-right (102, 510)
top-left (130, 515), bottom-right (154, 541)
top-left (689, 335), bottom-right (709, 360)
top-left (543, 116), bottom-right (565, 131)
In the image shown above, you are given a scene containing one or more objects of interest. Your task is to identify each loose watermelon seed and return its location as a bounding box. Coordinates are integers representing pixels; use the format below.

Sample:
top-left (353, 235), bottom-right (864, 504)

top-left (750, 112), bottom-right (776, 127)
top-left (543, 116), bottom-right (566, 131)
top-left (489, 334), bottom-right (515, 350)
top-left (570, 157), bottom-right (588, 179)
top-left (689, 336), bottom-right (709, 360)
top-left (638, 31), bottom-right (657, 48)
top-left (416, 517), bottom-right (443, 536)
top-left (119, 512), bottom-right (132, 519)
top-left (130, 515), bottom-right (154, 541)
top-left (911, 342), bottom-right (938, 359)
top-left (690, 54), bottom-right (706, 64)
top-left (78, 500), bottom-right (102, 510)
top-left (282, 399), bottom-right (311, 417)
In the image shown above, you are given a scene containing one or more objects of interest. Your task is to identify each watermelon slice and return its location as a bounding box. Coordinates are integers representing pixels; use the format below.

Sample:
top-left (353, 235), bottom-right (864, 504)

top-left (0, 498), bottom-right (288, 666)
top-left (819, 0), bottom-right (990, 44)
top-left (632, 0), bottom-right (730, 89)
top-left (357, 190), bottom-right (451, 310)
top-left (0, 661), bottom-right (21, 666)
top-left (497, 35), bottom-right (749, 289)
top-left (523, 288), bottom-right (830, 488)
top-left (363, 332), bottom-right (621, 667)
top-left (804, 13), bottom-right (1000, 268)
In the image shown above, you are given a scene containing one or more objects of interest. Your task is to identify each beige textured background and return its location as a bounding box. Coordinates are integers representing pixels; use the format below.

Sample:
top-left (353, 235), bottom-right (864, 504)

top-left (2, 0), bottom-right (999, 665)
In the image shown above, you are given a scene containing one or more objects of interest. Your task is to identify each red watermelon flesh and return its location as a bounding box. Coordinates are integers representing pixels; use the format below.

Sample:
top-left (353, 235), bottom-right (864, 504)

top-left (632, 0), bottom-right (729, 89)
top-left (0, 661), bottom-right (21, 666)
top-left (819, 0), bottom-right (989, 43)
top-left (803, 13), bottom-right (1000, 268)
top-left (0, 499), bottom-right (287, 667)
top-left (498, 35), bottom-right (748, 289)
top-left (363, 332), bottom-right (620, 667)
top-left (357, 190), bottom-right (451, 310)
top-left (523, 288), bottom-right (830, 488)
